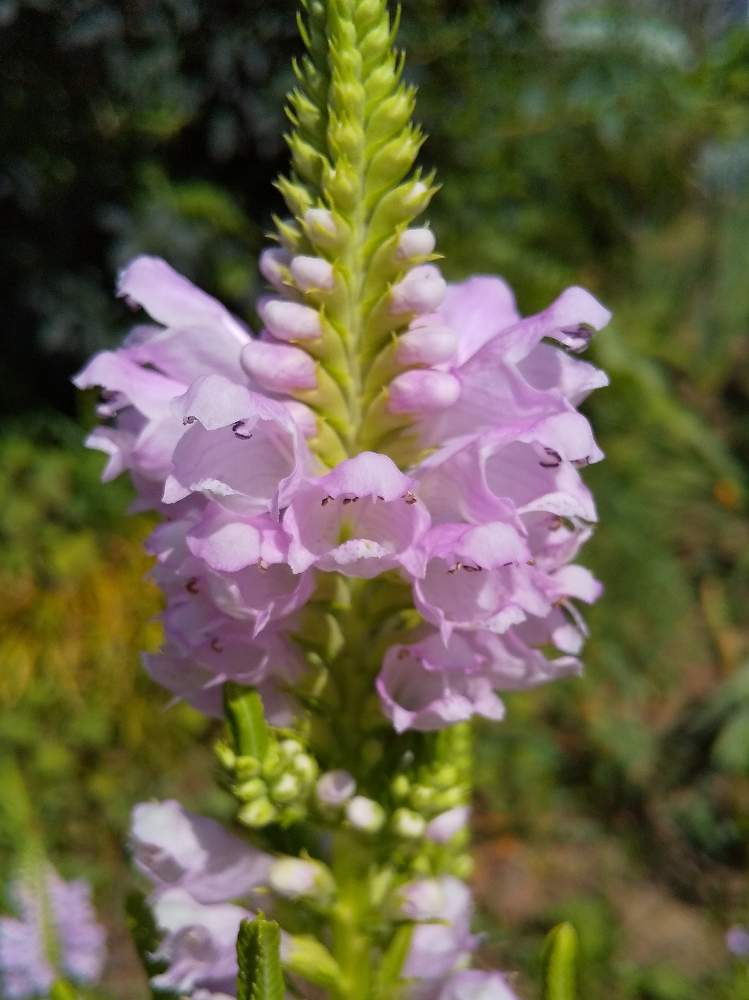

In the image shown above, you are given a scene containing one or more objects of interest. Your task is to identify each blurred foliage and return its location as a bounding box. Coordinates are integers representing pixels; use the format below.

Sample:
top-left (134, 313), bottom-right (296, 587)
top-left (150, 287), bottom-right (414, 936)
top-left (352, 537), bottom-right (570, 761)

top-left (2, 0), bottom-right (749, 997)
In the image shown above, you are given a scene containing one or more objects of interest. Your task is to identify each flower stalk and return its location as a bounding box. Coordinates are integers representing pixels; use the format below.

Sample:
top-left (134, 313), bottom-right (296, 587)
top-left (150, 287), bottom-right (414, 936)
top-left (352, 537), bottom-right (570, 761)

top-left (74, 0), bottom-right (610, 994)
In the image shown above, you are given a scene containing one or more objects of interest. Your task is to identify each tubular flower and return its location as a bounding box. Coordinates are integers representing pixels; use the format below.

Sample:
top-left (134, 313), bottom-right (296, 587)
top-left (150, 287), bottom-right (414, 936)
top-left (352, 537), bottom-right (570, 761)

top-left (75, 0), bottom-right (609, 992)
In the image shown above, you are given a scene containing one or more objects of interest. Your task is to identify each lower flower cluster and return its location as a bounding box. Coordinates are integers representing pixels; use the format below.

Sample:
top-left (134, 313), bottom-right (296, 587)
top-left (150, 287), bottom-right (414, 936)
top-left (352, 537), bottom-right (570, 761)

top-left (75, 252), bottom-right (608, 734)
top-left (131, 800), bottom-right (518, 999)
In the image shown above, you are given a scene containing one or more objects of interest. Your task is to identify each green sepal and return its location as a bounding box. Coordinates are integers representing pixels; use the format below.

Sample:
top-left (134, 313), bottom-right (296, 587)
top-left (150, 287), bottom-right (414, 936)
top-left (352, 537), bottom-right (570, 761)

top-left (237, 915), bottom-right (285, 1000)
top-left (542, 921), bottom-right (579, 1000)
top-left (373, 923), bottom-right (415, 998)
top-left (365, 173), bottom-right (437, 254)
top-left (366, 128), bottom-right (425, 207)
top-left (282, 934), bottom-right (344, 990)
top-left (224, 684), bottom-right (270, 762)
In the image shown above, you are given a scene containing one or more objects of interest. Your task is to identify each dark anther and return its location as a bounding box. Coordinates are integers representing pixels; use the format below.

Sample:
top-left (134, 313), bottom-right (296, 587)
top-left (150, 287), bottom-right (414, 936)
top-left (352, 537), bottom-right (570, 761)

top-left (257, 558), bottom-right (269, 572)
top-left (321, 495), bottom-right (334, 506)
top-left (183, 415), bottom-right (197, 426)
top-left (447, 561), bottom-right (462, 575)
top-left (377, 495), bottom-right (385, 501)
top-left (185, 577), bottom-right (199, 594)
top-left (572, 456), bottom-right (591, 468)
top-left (560, 322), bottom-right (595, 352)
top-left (210, 637), bottom-right (223, 653)
top-left (342, 496), bottom-right (359, 505)
top-left (463, 563), bottom-right (483, 572)
top-left (403, 491), bottom-right (417, 505)
top-left (539, 447), bottom-right (562, 469)
top-left (232, 420), bottom-right (253, 439)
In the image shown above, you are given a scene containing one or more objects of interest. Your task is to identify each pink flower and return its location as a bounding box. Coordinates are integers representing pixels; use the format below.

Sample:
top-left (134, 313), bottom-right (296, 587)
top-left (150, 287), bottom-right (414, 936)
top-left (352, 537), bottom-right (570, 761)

top-left (284, 451), bottom-right (430, 579)
top-left (130, 800), bottom-right (272, 904)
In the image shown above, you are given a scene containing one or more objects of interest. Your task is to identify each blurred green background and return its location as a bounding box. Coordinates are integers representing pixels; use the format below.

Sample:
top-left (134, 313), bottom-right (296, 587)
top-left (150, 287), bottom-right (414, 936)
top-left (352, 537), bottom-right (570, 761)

top-left (2, 0), bottom-right (748, 996)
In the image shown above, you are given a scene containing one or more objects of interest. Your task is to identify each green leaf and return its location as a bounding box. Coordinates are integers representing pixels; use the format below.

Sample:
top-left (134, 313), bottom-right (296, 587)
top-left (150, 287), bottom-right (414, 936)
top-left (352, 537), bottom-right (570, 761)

top-left (543, 922), bottom-right (579, 1000)
top-left (224, 684), bottom-right (269, 760)
top-left (237, 915), bottom-right (285, 1000)
top-left (373, 923), bottom-right (414, 998)
top-left (50, 982), bottom-right (78, 1000)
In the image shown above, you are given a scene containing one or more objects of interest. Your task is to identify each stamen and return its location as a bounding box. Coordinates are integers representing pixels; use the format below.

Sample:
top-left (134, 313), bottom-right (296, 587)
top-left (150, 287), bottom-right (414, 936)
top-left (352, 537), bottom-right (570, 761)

top-left (185, 577), bottom-right (199, 594)
top-left (321, 495), bottom-right (334, 506)
top-left (232, 420), bottom-right (253, 439)
top-left (257, 558), bottom-right (269, 572)
top-left (403, 490), bottom-right (417, 505)
top-left (539, 447), bottom-right (562, 469)
top-left (462, 563), bottom-right (483, 572)
top-left (572, 456), bottom-right (591, 468)
top-left (447, 561), bottom-right (462, 575)
top-left (210, 637), bottom-right (223, 653)
top-left (183, 415), bottom-right (197, 426)
top-left (342, 496), bottom-right (359, 505)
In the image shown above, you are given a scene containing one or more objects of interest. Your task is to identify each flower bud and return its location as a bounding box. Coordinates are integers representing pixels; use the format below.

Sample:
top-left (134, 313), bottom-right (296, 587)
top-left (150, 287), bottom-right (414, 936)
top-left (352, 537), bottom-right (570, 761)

top-left (269, 858), bottom-right (334, 901)
top-left (396, 323), bottom-right (456, 366)
top-left (282, 400), bottom-right (318, 438)
top-left (346, 796), bottom-right (385, 833)
top-left (235, 777), bottom-right (266, 802)
top-left (290, 255), bottom-right (335, 292)
top-left (388, 370), bottom-right (461, 414)
top-left (258, 297), bottom-right (322, 342)
top-left (396, 227), bottom-right (436, 259)
top-left (392, 808), bottom-right (426, 839)
top-left (241, 340), bottom-right (317, 392)
top-left (292, 753), bottom-right (319, 784)
top-left (238, 797), bottom-right (278, 828)
top-left (304, 207), bottom-right (337, 238)
top-left (316, 769), bottom-right (356, 808)
top-left (234, 755), bottom-right (261, 780)
top-left (271, 773), bottom-right (302, 804)
top-left (259, 247), bottom-right (291, 290)
top-left (279, 739), bottom-right (304, 758)
top-left (390, 774), bottom-right (410, 800)
top-left (425, 806), bottom-right (470, 844)
top-left (391, 265), bottom-right (447, 315)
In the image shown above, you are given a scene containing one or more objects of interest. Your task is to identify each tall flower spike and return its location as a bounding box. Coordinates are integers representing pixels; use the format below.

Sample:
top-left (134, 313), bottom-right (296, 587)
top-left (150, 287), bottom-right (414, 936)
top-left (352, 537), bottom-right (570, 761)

top-left (269, 0), bottom-right (440, 465)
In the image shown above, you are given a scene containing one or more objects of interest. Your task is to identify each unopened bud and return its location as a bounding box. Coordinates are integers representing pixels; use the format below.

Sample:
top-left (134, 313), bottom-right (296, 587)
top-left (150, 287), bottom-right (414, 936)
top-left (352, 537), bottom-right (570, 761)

top-left (238, 797), bottom-right (277, 828)
top-left (391, 265), bottom-right (447, 315)
top-left (425, 806), bottom-right (470, 843)
top-left (271, 773), bottom-right (302, 804)
top-left (279, 739), bottom-right (304, 759)
top-left (390, 775), bottom-right (410, 801)
top-left (409, 784), bottom-right (434, 810)
top-left (259, 247), bottom-right (291, 290)
top-left (235, 777), bottom-right (266, 801)
top-left (396, 322), bottom-right (456, 366)
top-left (304, 207), bottom-right (337, 238)
top-left (234, 755), bottom-right (261, 780)
top-left (292, 753), bottom-right (319, 784)
top-left (269, 858), bottom-right (334, 901)
top-left (241, 340), bottom-right (317, 392)
top-left (392, 808), bottom-right (426, 839)
top-left (290, 255), bottom-right (335, 292)
top-left (396, 227), bottom-right (436, 259)
top-left (388, 370), bottom-right (461, 414)
top-left (214, 741), bottom-right (236, 770)
top-left (346, 796), bottom-right (385, 833)
top-left (258, 297), bottom-right (322, 342)
top-left (316, 769), bottom-right (356, 808)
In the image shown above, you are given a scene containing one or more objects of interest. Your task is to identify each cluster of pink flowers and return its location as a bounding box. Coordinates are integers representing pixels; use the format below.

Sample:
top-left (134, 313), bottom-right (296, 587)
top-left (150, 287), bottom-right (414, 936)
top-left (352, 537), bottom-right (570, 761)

top-left (76, 245), bottom-right (608, 731)
top-left (130, 800), bottom-right (517, 999)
